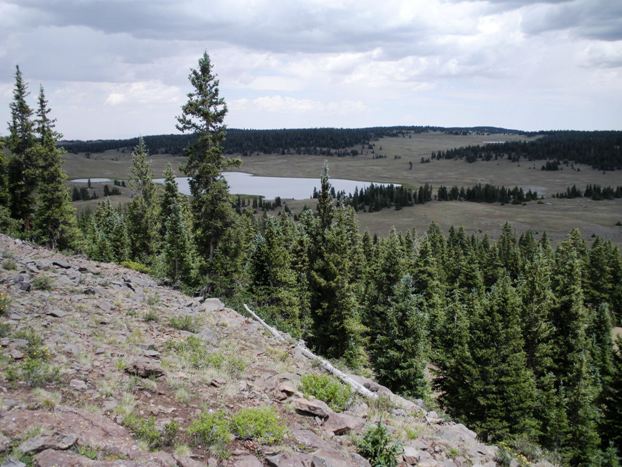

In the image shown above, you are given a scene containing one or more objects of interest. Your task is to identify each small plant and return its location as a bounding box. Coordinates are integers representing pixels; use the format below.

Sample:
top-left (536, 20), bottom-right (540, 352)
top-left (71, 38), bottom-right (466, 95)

top-left (169, 315), bottom-right (200, 333)
top-left (230, 406), bottom-right (286, 445)
top-left (300, 373), bottom-right (352, 412)
top-left (357, 422), bottom-right (403, 467)
top-left (146, 293), bottom-right (160, 306)
top-left (0, 322), bottom-right (10, 337)
top-left (188, 410), bottom-right (233, 459)
top-left (2, 258), bottom-right (16, 270)
top-left (32, 274), bottom-right (54, 291)
top-left (143, 309), bottom-right (159, 322)
top-left (120, 260), bottom-right (151, 274)
top-left (122, 413), bottom-right (161, 449)
top-left (0, 291), bottom-right (10, 315)
top-left (404, 426), bottom-right (421, 440)
top-left (76, 445), bottom-right (99, 460)
top-left (32, 388), bottom-right (61, 409)
top-left (7, 328), bottom-right (59, 387)
top-left (162, 420), bottom-right (179, 447)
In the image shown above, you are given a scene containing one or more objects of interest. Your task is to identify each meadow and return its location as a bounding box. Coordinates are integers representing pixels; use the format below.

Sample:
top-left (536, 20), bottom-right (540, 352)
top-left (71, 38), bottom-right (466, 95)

top-left (63, 132), bottom-right (622, 244)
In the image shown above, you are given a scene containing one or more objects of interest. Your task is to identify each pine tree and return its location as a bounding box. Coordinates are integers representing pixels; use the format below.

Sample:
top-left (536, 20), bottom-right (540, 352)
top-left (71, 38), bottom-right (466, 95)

top-left (31, 86), bottom-right (80, 250)
top-left (468, 275), bottom-right (537, 440)
top-left (587, 303), bottom-right (614, 388)
top-left (602, 337), bottom-right (622, 461)
top-left (126, 137), bottom-right (158, 262)
top-left (161, 189), bottom-right (196, 288)
top-left (248, 217), bottom-right (301, 336)
top-left (435, 289), bottom-right (478, 422)
top-left (373, 275), bottom-right (429, 398)
top-left (176, 52), bottom-right (239, 262)
top-left (7, 66), bottom-right (37, 230)
top-left (0, 138), bottom-right (15, 233)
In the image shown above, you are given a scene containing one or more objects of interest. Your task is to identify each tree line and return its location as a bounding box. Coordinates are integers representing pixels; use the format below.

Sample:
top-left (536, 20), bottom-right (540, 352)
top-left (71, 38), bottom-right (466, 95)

top-left (555, 185), bottom-right (622, 200)
top-left (3, 59), bottom-right (622, 466)
top-left (434, 131), bottom-right (622, 170)
top-left (59, 126), bottom-right (527, 157)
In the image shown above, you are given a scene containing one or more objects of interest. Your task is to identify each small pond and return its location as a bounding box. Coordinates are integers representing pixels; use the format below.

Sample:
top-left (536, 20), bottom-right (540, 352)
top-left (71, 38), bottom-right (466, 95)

top-left (154, 172), bottom-right (396, 200)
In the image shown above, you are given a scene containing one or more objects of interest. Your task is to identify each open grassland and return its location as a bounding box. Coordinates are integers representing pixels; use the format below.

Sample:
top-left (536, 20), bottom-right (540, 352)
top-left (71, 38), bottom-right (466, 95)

top-left (62, 133), bottom-right (622, 243)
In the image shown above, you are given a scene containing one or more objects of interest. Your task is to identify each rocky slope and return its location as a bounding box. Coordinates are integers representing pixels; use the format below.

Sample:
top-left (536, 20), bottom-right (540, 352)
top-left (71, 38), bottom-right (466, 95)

top-left (0, 234), bottom-right (503, 466)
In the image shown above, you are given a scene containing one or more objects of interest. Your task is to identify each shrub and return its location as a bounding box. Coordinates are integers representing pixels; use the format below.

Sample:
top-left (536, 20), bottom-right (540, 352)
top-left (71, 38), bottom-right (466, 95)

top-left (357, 422), bottom-right (403, 467)
top-left (19, 357), bottom-right (60, 387)
top-left (162, 420), bottom-right (179, 447)
top-left (76, 445), bottom-right (99, 460)
top-left (120, 260), bottom-right (151, 274)
top-left (300, 373), bottom-right (352, 412)
top-left (123, 414), bottom-right (161, 449)
top-left (32, 274), bottom-right (54, 291)
top-left (187, 410), bottom-right (232, 459)
top-left (2, 258), bottom-right (16, 270)
top-left (230, 406), bottom-right (286, 445)
top-left (169, 315), bottom-right (200, 333)
top-left (0, 291), bottom-right (10, 315)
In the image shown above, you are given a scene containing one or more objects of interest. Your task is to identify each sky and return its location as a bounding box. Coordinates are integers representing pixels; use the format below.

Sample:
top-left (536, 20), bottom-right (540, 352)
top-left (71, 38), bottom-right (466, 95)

top-left (0, 0), bottom-right (621, 139)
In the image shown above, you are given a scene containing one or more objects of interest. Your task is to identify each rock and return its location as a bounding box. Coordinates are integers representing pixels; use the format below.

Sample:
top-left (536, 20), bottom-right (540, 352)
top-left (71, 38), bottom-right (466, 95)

top-left (291, 428), bottom-right (325, 448)
top-left (13, 274), bottom-right (31, 291)
top-left (204, 297), bottom-right (225, 312)
top-left (265, 452), bottom-right (312, 466)
top-left (9, 349), bottom-right (24, 360)
top-left (125, 359), bottom-right (164, 378)
top-left (275, 381), bottom-right (297, 400)
top-left (234, 454), bottom-right (263, 467)
top-left (45, 308), bottom-right (66, 318)
top-left (311, 448), bottom-right (367, 467)
top-left (18, 433), bottom-right (77, 454)
top-left (293, 397), bottom-right (332, 418)
top-left (174, 454), bottom-right (206, 467)
top-left (403, 446), bottom-right (420, 465)
top-left (143, 349), bottom-right (160, 359)
top-left (70, 379), bottom-right (88, 391)
top-left (0, 432), bottom-right (10, 452)
top-left (2, 407), bottom-right (143, 459)
top-left (322, 412), bottom-right (365, 435)
top-left (52, 260), bottom-right (71, 269)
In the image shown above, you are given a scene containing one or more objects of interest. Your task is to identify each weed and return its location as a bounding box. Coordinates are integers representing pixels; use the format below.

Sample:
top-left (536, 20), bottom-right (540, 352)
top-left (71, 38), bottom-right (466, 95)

top-left (76, 445), bottom-right (99, 460)
top-left (0, 322), bottom-right (10, 337)
top-left (230, 406), bottom-right (286, 445)
top-left (146, 293), bottom-right (160, 306)
top-left (174, 387), bottom-right (190, 404)
top-left (122, 413), bottom-right (161, 449)
top-left (188, 410), bottom-right (232, 459)
top-left (357, 422), bottom-right (403, 467)
top-left (32, 388), bottom-right (61, 409)
top-left (0, 292), bottom-right (10, 316)
top-left (143, 309), bottom-right (159, 322)
top-left (162, 420), bottom-right (179, 447)
top-left (404, 426), bottom-right (421, 441)
top-left (32, 274), bottom-right (54, 291)
top-left (300, 373), bottom-right (352, 412)
top-left (169, 315), bottom-right (200, 333)
top-left (2, 258), bottom-right (16, 270)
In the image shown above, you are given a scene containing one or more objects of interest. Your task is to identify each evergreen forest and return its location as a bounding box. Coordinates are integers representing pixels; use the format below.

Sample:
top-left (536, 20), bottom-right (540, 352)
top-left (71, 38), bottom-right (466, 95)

top-left (2, 57), bottom-right (622, 466)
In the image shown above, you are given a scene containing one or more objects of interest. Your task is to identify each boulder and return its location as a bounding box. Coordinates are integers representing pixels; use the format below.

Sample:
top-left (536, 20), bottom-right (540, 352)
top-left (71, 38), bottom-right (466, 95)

top-left (293, 398), bottom-right (332, 419)
top-left (311, 448), bottom-right (369, 467)
top-left (18, 433), bottom-right (77, 454)
top-left (204, 298), bottom-right (225, 312)
top-left (125, 359), bottom-right (164, 378)
top-left (70, 379), bottom-right (88, 391)
top-left (322, 413), bottom-right (365, 435)
top-left (265, 451), bottom-right (313, 466)
top-left (233, 454), bottom-right (264, 467)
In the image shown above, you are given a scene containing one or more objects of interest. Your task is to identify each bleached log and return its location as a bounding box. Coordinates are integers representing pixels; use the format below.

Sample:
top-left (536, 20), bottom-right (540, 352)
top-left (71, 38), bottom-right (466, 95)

top-left (243, 303), bottom-right (286, 342)
top-left (243, 303), bottom-right (378, 400)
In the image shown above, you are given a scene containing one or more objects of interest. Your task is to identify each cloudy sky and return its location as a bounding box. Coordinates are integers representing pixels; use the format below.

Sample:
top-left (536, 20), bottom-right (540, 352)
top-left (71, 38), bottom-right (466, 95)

top-left (0, 0), bottom-right (621, 139)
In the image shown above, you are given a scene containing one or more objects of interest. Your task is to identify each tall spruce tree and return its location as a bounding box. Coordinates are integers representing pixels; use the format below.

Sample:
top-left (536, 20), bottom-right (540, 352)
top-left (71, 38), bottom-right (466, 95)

top-left (176, 52), bottom-right (239, 263)
top-left (126, 137), bottom-right (158, 262)
top-left (468, 275), bottom-right (537, 441)
top-left (7, 65), bottom-right (37, 230)
top-left (602, 337), bottom-right (622, 461)
top-left (248, 217), bottom-right (301, 336)
top-left (373, 275), bottom-right (429, 398)
top-left (31, 86), bottom-right (80, 250)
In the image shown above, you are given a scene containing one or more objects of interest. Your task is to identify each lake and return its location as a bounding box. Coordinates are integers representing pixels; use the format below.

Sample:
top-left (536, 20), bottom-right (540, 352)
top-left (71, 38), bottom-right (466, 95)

top-left (154, 172), bottom-right (396, 200)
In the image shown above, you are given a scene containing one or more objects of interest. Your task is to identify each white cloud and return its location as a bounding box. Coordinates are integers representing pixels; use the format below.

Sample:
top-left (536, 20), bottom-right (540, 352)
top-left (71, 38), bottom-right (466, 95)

top-left (230, 96), bottom-right (368, 114)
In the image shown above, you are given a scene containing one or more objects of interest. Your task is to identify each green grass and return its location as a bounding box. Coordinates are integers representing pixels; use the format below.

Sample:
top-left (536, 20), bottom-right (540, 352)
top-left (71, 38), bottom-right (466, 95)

top-left (31, 274), bottom-right (54, 291)
top-left (122, 413), bottom-right (162, 449)
top-left (300, 373), bottom-right (352, 412)
top-left (2, 258), bottom-right (16, 270)
top-left (0, 291), bottom-right (10, 315)
top-left (169, 315), bottom-right (200, 333)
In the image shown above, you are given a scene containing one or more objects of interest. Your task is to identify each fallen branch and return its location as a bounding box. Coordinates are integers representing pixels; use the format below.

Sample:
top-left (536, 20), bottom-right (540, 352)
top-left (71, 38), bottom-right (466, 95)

top-left (243, 303), bottom-right (377, 400)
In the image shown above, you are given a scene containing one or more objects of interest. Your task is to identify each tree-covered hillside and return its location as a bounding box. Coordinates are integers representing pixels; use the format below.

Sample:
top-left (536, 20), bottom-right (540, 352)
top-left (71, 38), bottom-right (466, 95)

top-left (59, 125), bottom-right (526, 156)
